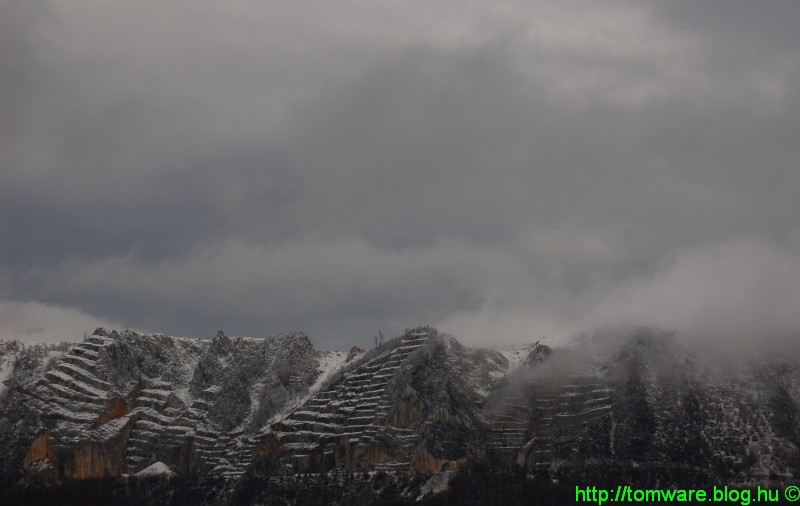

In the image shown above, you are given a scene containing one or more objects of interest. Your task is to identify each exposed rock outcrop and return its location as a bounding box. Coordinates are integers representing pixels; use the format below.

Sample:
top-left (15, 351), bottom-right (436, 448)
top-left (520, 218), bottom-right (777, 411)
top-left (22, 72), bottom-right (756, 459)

top-left (22, 432), bottom-right (55, 470)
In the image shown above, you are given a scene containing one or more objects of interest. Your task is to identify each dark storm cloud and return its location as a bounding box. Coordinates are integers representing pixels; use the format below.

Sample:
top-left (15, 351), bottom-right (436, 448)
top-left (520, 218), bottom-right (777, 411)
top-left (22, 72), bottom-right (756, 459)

top-left (2, 1), bottom-right (799, 348)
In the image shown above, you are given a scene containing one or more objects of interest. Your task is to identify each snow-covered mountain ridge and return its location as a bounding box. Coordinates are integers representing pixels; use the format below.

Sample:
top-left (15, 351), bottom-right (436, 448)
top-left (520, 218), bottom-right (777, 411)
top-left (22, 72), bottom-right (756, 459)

top-left (2, 326), bottom-right (800, 499)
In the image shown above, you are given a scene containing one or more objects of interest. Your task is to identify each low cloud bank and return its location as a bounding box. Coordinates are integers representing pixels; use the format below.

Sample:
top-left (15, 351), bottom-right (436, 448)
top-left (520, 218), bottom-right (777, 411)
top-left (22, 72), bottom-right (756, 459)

top-left (439, 236), bottom-right (800, 350)
top-left (12, 235), bottom-right (800, 351)
top-left (0, 300), bottom-right (122, 344)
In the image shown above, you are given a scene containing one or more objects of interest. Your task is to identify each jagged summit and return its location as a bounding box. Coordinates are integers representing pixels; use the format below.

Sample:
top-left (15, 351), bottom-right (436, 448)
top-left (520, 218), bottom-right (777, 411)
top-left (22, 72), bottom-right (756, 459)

top-left (522, 341), bottom-right (552, 367)
top-left (2, 325), bottom-right (800, 500)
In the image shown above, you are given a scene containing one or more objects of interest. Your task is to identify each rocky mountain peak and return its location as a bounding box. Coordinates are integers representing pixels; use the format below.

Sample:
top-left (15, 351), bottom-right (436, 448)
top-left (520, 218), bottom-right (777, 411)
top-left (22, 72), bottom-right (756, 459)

top-left (2, 326), bottom-right (800, 503)
top-left (522, 341), bottom-right (552, 366)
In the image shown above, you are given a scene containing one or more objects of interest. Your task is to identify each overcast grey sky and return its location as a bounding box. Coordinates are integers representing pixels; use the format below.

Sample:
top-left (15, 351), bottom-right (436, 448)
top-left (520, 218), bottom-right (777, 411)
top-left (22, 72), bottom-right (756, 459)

top-left (2, 0), bottom-right (799, 348)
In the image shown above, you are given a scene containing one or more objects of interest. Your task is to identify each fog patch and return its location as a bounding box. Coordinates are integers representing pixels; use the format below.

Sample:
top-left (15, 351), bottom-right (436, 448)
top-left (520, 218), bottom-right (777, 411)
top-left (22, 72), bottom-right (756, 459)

top-left (0, 300), bottom-right (122, 344)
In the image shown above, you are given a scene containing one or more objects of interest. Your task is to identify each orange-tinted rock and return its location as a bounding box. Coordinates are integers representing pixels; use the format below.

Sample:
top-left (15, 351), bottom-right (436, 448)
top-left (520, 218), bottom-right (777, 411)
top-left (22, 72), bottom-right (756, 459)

top-left (389, 403), bottom-right (422, 428)
top-left (97, 399), bottom-right (129, 426)
top-left (70, 444), bottom-right (110, 479)
top-left (412, 451), bottom-right (465, 473)
top-left (255, 431), bottom-right (281, 458)
top-left (62, 416), bottom-right (135, 479)
top-left (162, 440), bottom-right (195, 477)
top-left (23, 432), bottom-right (56, 469)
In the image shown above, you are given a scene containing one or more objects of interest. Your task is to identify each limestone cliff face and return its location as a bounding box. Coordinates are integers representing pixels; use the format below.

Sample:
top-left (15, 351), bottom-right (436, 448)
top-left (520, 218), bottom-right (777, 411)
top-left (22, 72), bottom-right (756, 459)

top-left (259, 328), bottom-right (504, 475)
top-left (22, 411), bottom-right (137, 481)
top-left (22, 433), bottom-right (56, 470)
top-left (387, 387), bottom-right (424, 428)
top-left (97, 399), bottom-right (129, 426)
top-left (410, 451), bottom-right (465, 473)
top-left (382, 335), bottom-right (489, 467)
top-left (20, 433), bottom-right (58, 483)
top-left (64, 438), bottom-right (127, 479)
top-left (4, 325), bottom-right (800, 496)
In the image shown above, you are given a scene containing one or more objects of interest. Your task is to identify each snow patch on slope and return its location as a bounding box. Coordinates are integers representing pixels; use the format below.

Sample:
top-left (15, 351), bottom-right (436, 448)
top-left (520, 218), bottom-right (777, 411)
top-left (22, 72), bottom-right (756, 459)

top-left (497, 338), bottom-right (552, 374)
top-left (419, 471), bottom-right (454, 499)
top-left (135, 461), bottom-right (175, 477)
top-left (313, 351), bottom-right (351, 393)
top-left (499, 347), bottom-right (532, 372)
top-left (0, 343), bottom-right (16, 398)
top-left (269, 350), bottom-right (351, 425)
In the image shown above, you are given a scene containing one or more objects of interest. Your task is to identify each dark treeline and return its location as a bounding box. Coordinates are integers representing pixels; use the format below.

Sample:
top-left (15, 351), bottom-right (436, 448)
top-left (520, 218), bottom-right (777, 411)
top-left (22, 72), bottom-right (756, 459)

top-left (1, 463), bottom-right (731, 506)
